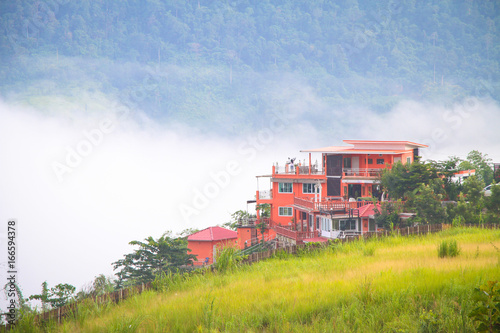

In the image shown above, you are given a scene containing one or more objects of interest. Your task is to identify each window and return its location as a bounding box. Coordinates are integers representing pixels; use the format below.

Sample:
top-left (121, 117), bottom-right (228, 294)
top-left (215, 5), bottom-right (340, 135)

top-left (279, 207), bottom-right (293, 216)
top-left (376, 158), bottom-right (385, 165)
top-left (368, 158), bottom-right (373, 164)
top-left (316, 216), bottom-right (320, 230)
top-left (302, 183), bottom-right (318, 194)
top-left (407, 157), bottom-right (411, 164)
top-left (321, 217), bottom-right (331, 231)
top-left (309, 214), bottom-right (313, 229)
top-left (343, 157), bottom-right (352, 168)
top-left (339, 219), bottom-right (357, 231)
top-left (279, 182), bottom-right (293, 193)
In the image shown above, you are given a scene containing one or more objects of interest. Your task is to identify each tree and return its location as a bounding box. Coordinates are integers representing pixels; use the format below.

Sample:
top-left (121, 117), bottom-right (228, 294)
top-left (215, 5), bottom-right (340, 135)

top-left (463, 175), bottom-right (485, 211)
top-left (223, 210), bottom-right (250, 230)
top-left (379, 158), bottom-right (439, 200)
top-left (405, 181), bottom-right (447, 224)
top-left (431, 156), bottom-right (463, 200)
top-left (29, 282), bottom-right (76, 309)
top-left (373, 201), bottom-right (404, 230)
top-left (256, 203), bottom-right (271, 218)
top-left (77, 274), bottom-right (115, 299)
top-left (113, 232), bottom-right (196, 287)
top-left (484, 183), bottom-right (500, 223)
top-left (494, 168), bottom-right (500, 183)
top-left (460, 150), bottom-right (494, 186)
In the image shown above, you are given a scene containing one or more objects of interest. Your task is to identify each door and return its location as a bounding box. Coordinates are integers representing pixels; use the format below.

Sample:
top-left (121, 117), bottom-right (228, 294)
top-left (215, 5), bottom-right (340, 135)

top-left (348, 184), bottom-right (362, 199)
top-left (352, 156), bottom-right (359, 171)
top-left (369, 219), bottom-right (376, 232)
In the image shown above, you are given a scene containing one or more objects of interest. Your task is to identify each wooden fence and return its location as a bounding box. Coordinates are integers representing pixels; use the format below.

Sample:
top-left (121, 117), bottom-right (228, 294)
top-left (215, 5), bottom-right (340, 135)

top-left (2, 222), bottom-right (499, 331)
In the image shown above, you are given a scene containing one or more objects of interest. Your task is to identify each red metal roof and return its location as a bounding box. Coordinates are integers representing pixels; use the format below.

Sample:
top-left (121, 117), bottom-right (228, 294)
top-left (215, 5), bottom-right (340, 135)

top-left (342, 140), bottom-right (428, 148)
top-left (187, 226), bottom-right (237, 242)
top-left (357, 203), bottom-right (381, 218)
top-left (301, 140), bottom-right (428, 153)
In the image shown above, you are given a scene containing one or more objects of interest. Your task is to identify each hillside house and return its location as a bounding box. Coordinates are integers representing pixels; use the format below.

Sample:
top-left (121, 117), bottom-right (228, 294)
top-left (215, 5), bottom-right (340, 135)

top-left (254, 140), bottom-right (427, 244)
top-left (187, 226), bottom-right (238, 266)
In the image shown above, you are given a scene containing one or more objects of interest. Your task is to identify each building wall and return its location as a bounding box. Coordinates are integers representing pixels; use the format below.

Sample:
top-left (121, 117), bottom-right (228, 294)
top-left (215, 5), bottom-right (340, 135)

top-left (188, 238), bottom-right (238, 266)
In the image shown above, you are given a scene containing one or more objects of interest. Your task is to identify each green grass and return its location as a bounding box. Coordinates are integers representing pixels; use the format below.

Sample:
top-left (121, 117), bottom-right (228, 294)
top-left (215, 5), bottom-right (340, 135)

top-left (16, 227), bottom-right (500, 332)
top-left (438, 239), bottom-right (461, 258)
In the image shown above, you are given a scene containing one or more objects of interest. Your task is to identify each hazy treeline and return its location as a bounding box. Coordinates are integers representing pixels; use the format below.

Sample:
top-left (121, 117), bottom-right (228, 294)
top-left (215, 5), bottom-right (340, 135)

top-left (0, 0), bottom-right (499, 132)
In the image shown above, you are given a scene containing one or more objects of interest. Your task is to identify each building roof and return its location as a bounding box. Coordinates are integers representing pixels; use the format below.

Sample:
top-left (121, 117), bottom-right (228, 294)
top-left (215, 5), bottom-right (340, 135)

top-left (301, 140), bottom-right (428, 154)
top-left (187, 226), bottom-right (237, 242)
top-left (357, 203), bottom-right (381, 218)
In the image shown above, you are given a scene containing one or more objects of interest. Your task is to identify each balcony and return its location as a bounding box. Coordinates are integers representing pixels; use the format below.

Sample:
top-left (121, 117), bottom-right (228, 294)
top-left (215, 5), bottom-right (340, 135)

top-left (274, 164), bottom-right (324, 176)
top-left (342, 168), bottom-right (382, 178)
top-left (257, 190), bottom-right (272, 200)
top-left (275, 225), bottom-right (318, 243)
top-left (294, 197), bottom-right (373, 212)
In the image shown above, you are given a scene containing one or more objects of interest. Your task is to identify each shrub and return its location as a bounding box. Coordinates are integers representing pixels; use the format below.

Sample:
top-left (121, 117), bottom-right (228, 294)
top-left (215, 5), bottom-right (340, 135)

top-left (469, 280), bottom-right (500, 332)
top-left (214, 246), bottom-right (244, 273)
top-left (438, 239), bottom-right (460, 258)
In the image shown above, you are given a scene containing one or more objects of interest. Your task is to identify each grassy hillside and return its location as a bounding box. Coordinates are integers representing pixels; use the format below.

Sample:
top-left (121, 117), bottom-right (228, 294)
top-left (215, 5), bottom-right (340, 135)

top-left (17, 228), bottom-right (500, 332)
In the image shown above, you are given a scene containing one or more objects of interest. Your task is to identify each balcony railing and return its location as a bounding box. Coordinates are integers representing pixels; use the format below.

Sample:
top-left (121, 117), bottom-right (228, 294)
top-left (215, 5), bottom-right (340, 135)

top-left (342, 168), bottom-right (382, 178)
top-left (293, 197), bottom-right (373, 212)
top-left (298, 165), bottom-right (323, 175)
top-left (258, 190), bottom-right (272, 200)
top-left (237, 217), bottom-right (272, 227)
top-left (275, 225), bottom-right (318, 242)
top-left (274, 165), bottom-right (324, 175)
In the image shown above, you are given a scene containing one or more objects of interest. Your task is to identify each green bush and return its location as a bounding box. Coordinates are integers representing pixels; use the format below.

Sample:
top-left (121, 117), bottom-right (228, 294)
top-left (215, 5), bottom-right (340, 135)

top-left (214, 246), bottom-right (245, 273)
top-left (469, 280), bottom-right (500, 332)
top-left (438, 239), bottom-right (460, 258)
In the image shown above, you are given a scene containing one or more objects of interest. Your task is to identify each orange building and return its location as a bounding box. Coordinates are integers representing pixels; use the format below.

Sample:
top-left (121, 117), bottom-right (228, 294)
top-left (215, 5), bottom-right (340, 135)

top-left (187, 226), bottom-right (238, 266)
top-left (255, 140), bottom-right (427, 244)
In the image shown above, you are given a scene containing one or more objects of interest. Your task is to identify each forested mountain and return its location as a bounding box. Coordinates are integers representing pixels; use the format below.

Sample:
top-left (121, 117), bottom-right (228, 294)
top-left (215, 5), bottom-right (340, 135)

top-left (1, 0), bottom-right (499, 133)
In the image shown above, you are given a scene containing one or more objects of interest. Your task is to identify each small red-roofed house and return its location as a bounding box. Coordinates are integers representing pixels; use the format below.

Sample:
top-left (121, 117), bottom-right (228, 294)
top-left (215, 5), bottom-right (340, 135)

top-left (187, 226), bottom-right (238, 266)
top-left (358, 203), bottom-right (381, 233)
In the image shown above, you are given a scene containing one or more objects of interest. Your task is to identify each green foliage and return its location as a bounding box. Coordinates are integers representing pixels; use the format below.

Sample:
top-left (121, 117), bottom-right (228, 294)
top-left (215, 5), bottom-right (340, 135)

top-left (431, 156), bottom-right (463, 201)
top-left (29, 282), bottom-right (76, 309)
top-left (380, 158), bottom-right (439, 200)
top-left (77, 274), bottom-right (115, 300)
top-left (419, 309), bottom-right (439, 333)
top-left (460, 151), bottom-right (494, 186)
top-left (469, 280), bottom-right (500, 332)
top-left (406, 181), bottom-right (447, 225)
top-left (214, 246), bottom-right (244, 273)
top-left (224, 210), bottom-right (250, 230)
top-left (151, 269), bottom-right (193, 293)
top-left (484, 183), bottom-right (500, 223)
top-left (437, 239), bottom-right (460, 258)
top-left (256, 203), bottom-right (271, 218)
top-left (373, 201), bottom-right (404, 230)
top-left (113, 232), bottom-right (196, 287)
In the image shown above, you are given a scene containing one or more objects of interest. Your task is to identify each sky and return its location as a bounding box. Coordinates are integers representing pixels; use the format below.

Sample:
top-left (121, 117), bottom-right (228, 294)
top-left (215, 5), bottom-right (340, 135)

top-left (0, 95), bottom-right (500, 311)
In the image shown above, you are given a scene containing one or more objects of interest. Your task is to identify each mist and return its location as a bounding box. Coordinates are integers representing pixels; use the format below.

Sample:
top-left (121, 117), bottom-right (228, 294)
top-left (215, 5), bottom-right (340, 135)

top-left (1, 93), bottom-right (499, 310)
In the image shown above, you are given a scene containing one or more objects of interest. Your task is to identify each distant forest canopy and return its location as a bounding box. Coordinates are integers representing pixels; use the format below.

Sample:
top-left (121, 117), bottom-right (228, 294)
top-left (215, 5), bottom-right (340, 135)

top-left (0, 0), bottom-right (499, 133)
